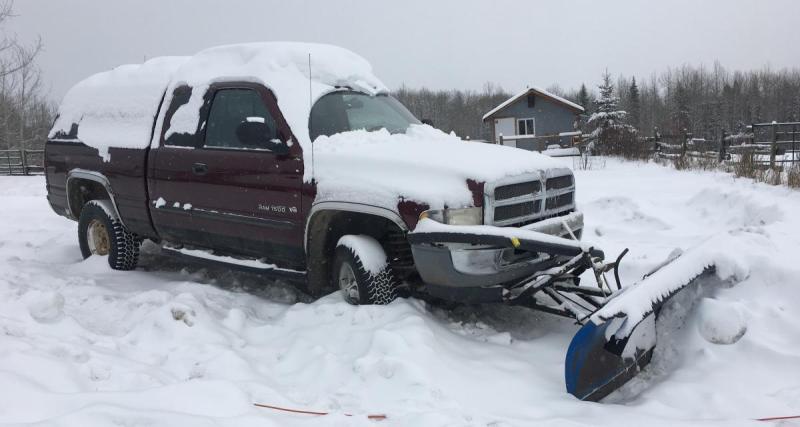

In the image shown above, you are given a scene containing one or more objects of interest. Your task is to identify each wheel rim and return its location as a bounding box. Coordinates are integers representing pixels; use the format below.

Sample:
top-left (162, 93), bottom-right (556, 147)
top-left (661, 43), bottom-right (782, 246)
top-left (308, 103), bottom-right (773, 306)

top-left (86, 219), bottom-right (110, 256)
top-left (338, 262), bottom-right (360, 303)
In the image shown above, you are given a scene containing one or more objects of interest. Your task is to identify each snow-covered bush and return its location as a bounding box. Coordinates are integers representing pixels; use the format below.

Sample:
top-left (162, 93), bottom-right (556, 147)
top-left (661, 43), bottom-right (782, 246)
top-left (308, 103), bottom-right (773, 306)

top-left (788, 165), bottom-right (800, 188)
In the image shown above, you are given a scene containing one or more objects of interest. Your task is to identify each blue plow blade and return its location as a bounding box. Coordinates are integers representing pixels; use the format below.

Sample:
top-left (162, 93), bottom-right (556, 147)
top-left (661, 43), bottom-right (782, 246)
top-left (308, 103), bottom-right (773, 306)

top-left (565, 312), bottom-right (656, 401)
top-left (564, 262), bottom-right (716, 402)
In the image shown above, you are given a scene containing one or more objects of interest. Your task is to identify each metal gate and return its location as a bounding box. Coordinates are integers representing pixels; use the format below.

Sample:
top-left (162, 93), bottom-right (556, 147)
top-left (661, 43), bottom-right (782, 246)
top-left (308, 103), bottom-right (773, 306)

top-left (0, 149), bottom-right (45, 175)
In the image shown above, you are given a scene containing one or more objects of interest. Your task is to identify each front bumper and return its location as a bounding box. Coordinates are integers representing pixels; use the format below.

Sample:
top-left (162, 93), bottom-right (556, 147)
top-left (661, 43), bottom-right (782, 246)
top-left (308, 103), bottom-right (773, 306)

top-left (408, 211), bottom-right (596, 303)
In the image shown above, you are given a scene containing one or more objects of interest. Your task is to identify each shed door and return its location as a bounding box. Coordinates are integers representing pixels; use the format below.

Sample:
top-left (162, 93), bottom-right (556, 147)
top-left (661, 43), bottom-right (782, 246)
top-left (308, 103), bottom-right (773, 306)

top-left (495, 117), bottom-right (516, 146)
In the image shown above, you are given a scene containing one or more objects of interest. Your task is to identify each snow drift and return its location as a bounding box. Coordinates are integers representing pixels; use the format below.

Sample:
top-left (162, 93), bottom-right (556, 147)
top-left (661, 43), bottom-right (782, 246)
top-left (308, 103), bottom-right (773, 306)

top-left (2, 158), bottom-right (800, 425)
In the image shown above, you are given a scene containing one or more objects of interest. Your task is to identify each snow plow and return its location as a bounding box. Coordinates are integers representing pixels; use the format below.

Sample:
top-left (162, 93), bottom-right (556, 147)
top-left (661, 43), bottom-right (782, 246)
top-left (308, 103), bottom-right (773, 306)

top-left (409, 218), bottom-right (721, 402)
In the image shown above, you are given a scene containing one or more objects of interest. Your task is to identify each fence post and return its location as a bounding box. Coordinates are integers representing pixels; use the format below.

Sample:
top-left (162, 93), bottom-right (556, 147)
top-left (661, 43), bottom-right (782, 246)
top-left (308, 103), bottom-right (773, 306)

top-left (681, 130), bottom-right (688, 159)
top-left (20, 149), bottom-right (28, 175)
top-left (653, 127), bottom-right (659, 153)
top-left (770, 123), bottom-right (777, 169)
top-left (719, 130), bottom-right (727, 162)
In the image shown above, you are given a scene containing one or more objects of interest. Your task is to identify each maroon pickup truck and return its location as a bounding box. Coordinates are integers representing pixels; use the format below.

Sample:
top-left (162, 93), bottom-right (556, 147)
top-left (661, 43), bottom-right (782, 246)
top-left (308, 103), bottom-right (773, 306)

top-left (45, 42), bottom-right (587, 308)
top-left (45, 42), bottom-right (700, 402)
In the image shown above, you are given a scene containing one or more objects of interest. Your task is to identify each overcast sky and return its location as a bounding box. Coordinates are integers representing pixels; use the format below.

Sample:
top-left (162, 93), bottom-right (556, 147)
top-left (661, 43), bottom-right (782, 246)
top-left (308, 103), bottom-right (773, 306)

top-left (9, 0), bottom-right (800, 102)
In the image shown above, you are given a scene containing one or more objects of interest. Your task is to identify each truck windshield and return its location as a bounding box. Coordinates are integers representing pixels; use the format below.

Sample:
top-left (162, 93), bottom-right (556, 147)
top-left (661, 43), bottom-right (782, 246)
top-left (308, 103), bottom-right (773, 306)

top-left (309, 91), bottom-right (420, 141)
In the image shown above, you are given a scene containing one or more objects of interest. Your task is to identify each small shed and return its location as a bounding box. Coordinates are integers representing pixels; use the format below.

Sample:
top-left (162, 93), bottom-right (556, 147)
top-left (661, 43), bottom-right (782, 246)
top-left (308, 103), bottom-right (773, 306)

top-left (483, 87), bottom-right (584, 151)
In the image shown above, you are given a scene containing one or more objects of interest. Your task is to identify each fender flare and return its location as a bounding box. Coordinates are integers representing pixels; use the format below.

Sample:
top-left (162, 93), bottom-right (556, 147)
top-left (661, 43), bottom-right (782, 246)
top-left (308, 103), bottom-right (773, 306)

top-left (65, 168), bottom-right (126, 227)
top-left (304, 201), bottom-right (408, 254)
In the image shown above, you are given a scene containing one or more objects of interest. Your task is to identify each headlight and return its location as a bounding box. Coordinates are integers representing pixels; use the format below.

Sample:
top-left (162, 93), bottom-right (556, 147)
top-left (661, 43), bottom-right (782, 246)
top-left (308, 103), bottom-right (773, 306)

top-left (420, 206), bottom-right (483, 225)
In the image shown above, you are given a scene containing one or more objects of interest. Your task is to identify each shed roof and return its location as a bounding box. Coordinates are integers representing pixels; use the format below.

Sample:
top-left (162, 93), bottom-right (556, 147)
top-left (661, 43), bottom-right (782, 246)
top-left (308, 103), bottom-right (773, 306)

top-left (482, 86), bottom-right (584, 121)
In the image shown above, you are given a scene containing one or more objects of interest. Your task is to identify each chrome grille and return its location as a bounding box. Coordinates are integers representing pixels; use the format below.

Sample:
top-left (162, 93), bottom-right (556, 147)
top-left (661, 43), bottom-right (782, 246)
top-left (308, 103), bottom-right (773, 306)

top-left (546, 175), bottom-right (573, 190)
top-left (494, 200), bottom-right (541, 221)
top-left (495, 181), bottom-right (541, 200)
top-left (486, 173), bottom-right (575, 227)
top-left (545, 192), bottom-right (574, 210)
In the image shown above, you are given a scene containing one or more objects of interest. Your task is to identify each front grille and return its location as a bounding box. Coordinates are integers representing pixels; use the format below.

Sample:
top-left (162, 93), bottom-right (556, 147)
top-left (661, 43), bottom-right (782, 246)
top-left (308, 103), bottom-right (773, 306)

top-left (494, 181), bottom-right (541, 200)
top-left (545, 192), bottom-right (574, 210)
top-left (546, 175), bottom-right (574, 190)
top-left (494, 200), bottom-right (541, 222)
top-left (489, 174), bottom-right (575, 226)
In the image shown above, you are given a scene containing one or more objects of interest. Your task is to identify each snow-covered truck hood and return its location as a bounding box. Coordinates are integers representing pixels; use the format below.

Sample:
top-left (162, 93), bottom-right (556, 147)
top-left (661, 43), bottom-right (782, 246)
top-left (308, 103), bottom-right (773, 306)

top-left (313, 125), bottom-right (571, 211)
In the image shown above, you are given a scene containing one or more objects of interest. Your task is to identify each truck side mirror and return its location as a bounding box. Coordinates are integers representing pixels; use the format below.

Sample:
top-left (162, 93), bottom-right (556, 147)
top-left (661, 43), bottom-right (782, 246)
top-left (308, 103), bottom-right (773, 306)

top-left (236, 118), bottom-right (289, 155)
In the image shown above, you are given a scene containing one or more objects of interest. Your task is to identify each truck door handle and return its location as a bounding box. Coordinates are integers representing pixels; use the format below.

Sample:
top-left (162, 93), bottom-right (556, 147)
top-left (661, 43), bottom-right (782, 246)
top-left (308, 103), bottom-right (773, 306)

top-left (192, 163), bottom-right (208, 176)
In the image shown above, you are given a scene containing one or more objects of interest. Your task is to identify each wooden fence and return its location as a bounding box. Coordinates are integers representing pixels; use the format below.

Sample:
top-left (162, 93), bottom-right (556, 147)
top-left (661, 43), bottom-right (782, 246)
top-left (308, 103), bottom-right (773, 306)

top-left (0, 149), bottom-right (45, 175)
top-left (653, 122), bottom-right (800, 168)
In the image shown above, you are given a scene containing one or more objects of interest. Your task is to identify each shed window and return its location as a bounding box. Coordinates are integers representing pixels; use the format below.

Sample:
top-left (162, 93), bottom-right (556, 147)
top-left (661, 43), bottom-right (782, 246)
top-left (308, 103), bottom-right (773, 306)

top-left (517, 118), bottom-right (535, 136)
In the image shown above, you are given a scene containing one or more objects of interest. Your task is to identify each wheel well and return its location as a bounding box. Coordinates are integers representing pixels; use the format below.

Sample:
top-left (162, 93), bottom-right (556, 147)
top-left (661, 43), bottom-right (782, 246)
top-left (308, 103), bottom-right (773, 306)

top-left (306, 210), bottom-right (412, 295)
top-left (67, 178), bottom-right (112, 219)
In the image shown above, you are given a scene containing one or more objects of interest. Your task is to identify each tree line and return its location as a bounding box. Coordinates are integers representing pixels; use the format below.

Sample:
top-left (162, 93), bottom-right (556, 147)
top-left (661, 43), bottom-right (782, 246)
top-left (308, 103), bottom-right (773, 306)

top-left (575, 63), bottom-right (800, 140)
top-left (5, 0), bottom-right (800, 155)
top-left (393, 83), bottom-right (512, 141)
top-left (394, 63), bottom-right (800, 145)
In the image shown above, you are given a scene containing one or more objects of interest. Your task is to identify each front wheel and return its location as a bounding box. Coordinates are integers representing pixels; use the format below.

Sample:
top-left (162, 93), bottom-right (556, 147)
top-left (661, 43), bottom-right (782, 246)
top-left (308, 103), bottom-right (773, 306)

top-left (333, 235), bottom-right (398, 305)
top-left (78, 200), bottom-right (141, 270)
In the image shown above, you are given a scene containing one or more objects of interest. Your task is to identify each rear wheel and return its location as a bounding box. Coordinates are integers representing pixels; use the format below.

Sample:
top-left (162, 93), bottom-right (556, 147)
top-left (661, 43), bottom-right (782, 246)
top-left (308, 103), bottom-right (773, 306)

top-left (332, 235), bottom-right (398, 305)
top-left (78, 200), bottom-right (141, 270)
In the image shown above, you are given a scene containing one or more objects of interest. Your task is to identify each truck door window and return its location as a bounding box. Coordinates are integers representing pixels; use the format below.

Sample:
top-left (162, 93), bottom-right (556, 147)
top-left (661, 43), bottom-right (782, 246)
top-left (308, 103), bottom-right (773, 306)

top-left (204, 89), bottom-right (278, 149)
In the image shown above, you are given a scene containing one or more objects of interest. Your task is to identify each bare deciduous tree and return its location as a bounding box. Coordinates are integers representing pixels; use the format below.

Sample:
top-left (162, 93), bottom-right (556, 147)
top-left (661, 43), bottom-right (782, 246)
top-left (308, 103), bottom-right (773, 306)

top-left (0, 0), bottom-right (51, 152)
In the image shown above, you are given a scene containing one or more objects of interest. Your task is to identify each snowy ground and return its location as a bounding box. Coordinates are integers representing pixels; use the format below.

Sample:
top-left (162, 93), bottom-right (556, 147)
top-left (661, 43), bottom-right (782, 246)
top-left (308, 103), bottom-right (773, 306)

top-left (1, 159), bottom-right (799, 426)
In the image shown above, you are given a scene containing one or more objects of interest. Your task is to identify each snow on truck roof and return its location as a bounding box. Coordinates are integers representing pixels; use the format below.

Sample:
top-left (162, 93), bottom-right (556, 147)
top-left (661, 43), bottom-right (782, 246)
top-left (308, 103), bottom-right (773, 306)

top-left (50, 42), bottom-right (388, 172)
top-left (49, 56), bottom-right (190, 160)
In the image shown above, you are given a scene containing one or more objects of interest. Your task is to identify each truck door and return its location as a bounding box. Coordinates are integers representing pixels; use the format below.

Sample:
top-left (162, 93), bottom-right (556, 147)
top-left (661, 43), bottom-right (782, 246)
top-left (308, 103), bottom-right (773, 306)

top-left (149, 83), bottom-right (305, 269)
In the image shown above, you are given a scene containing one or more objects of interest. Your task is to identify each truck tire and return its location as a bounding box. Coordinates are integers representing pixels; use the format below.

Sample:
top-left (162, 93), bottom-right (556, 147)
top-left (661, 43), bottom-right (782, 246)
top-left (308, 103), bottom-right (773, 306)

top-left (333, 235), bottom-right (398, 305)
top-left (78, 199), bottom-right (141, 271)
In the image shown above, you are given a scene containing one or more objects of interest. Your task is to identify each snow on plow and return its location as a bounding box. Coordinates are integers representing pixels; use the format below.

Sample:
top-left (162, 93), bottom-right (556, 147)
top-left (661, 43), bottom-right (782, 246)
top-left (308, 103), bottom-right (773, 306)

top-left (410, 220), bottom-right (749, 402)
top-left (565, 249), bottom-right (715, 401)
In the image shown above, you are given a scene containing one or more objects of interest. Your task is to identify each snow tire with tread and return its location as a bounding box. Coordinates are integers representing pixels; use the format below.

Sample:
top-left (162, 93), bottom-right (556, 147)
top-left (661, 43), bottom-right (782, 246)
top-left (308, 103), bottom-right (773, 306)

top-left (78, 199), bottom-right (141, 271)
top-left (332, 237), bottom-right (398, 305)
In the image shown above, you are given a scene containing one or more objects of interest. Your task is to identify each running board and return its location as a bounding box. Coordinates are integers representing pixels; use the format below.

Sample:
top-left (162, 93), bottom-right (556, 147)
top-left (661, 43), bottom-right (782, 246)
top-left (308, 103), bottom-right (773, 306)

top-left (161, 245), bottom-right (306, 282)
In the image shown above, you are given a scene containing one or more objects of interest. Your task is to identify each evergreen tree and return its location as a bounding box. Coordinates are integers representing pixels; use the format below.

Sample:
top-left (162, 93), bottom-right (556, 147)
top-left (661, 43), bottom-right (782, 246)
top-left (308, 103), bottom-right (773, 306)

top-left (588, 70), bottom-right (638, 157)
top-left (588, 71), bottom-right (628, 136)
top-left (576, 83), bottom-right (590, 110)
top-left (628, 77), bottom-right (641, 130)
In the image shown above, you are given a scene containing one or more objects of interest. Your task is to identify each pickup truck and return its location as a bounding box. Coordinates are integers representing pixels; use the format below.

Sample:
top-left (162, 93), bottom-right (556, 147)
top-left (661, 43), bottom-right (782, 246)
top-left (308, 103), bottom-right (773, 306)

top-left (45, 42), bottom-right (585, 307)
top-left (45, 42), bottom-right (712, 403)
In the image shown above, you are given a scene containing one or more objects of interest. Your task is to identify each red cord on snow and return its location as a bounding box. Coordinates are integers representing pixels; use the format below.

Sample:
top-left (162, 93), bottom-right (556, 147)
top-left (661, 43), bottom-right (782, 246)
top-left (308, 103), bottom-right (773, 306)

top-left (253, 403), bottom-right (387, 421)
top-left (756, 415), bottom-right (800, 422)
top-left (255, 402), bottom-right (800, 423)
